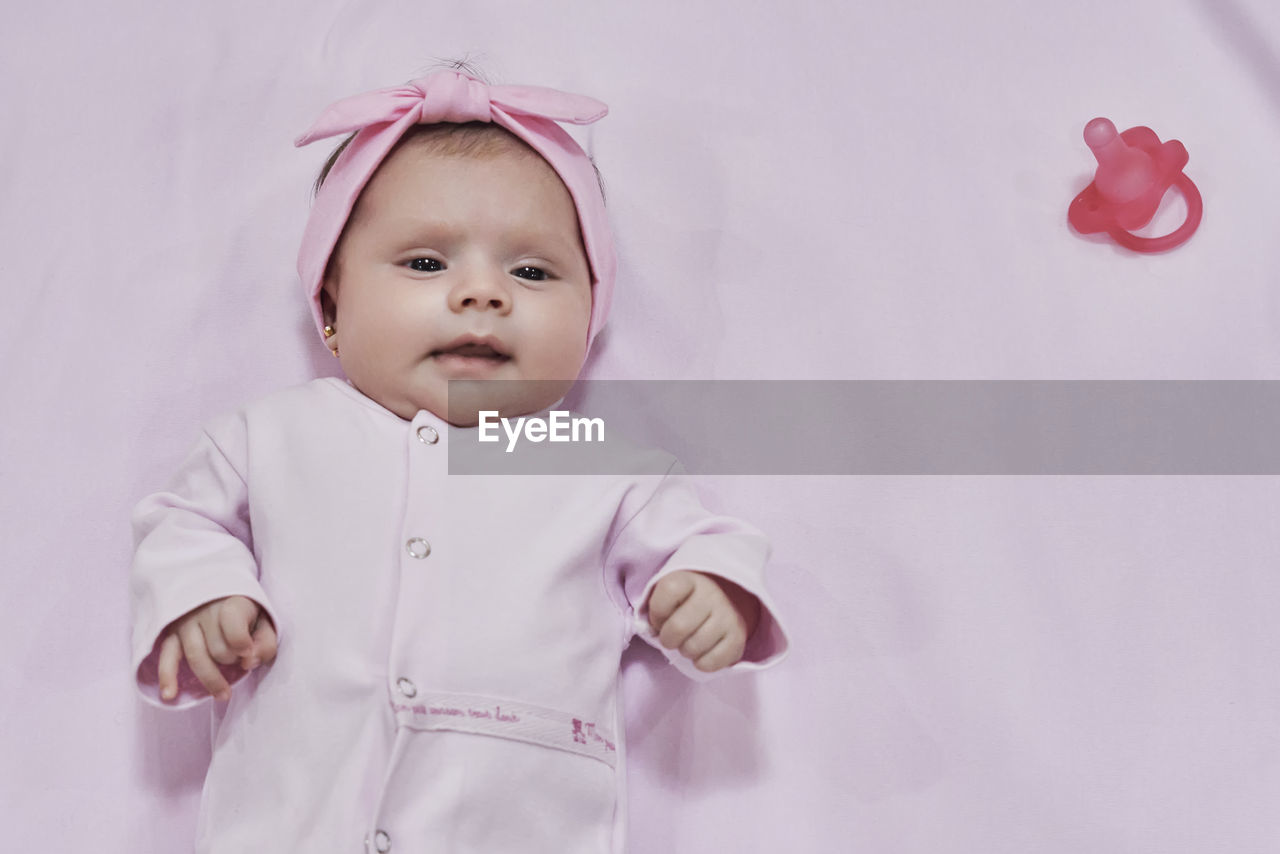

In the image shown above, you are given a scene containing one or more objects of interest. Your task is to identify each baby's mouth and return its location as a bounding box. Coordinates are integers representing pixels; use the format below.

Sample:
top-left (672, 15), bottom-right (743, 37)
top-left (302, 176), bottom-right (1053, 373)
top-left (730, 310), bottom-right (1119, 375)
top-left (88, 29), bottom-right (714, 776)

top-left (430, 341), bottom-right (512, 363)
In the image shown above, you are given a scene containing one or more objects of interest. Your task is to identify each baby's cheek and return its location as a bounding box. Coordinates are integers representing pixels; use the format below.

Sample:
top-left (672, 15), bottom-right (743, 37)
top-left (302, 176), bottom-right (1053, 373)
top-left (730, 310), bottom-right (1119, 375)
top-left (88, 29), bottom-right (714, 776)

top-left (537, 327), bottom-right (588, 381)
top-left (523, 294), bottom-right (590, 380)
top-left (556, 343), bottom-right (589, 380)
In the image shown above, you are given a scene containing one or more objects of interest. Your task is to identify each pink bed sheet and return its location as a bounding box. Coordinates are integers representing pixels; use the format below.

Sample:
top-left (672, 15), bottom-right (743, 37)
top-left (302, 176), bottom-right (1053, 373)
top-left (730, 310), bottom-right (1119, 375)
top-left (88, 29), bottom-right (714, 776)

top-left (3, 0), bottom-right (1279, 850)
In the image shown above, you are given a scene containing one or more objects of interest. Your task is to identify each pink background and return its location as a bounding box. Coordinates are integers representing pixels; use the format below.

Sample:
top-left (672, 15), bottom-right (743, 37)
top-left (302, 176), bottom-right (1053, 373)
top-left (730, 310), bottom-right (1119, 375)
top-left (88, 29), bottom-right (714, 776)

top-left (4, 0), bottom-right (1280, 850)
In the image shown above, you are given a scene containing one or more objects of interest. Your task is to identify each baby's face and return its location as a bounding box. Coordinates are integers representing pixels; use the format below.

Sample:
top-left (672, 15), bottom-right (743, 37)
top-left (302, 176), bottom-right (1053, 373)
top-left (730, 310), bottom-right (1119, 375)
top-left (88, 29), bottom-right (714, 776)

top-left (322, 144), bottom-right (593, 425)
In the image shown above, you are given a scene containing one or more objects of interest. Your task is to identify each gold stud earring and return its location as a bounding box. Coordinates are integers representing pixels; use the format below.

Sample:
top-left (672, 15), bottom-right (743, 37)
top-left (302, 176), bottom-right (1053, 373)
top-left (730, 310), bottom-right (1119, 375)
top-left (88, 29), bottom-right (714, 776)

top-left (323, 324), bottom-right (339, 357)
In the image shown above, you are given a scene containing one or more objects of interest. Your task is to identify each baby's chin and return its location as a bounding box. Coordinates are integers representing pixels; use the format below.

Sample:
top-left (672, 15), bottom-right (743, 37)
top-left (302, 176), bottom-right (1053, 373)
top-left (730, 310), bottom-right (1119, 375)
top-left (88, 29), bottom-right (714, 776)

top-left (440, 378), bottom-right (578, 427)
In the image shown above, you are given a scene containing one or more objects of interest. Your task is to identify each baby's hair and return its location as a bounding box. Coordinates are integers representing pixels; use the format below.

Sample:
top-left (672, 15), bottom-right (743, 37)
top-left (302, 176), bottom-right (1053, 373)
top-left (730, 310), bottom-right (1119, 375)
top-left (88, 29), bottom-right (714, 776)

top-left (313, 121), bottom-right (540, 200)
top-left (311, 122), bottom-right (608, 207)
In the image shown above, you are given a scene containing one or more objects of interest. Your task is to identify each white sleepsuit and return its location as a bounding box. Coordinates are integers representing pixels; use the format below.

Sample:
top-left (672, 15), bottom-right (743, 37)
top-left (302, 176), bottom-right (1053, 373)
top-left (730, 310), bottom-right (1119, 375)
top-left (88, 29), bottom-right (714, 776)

top-left (130, 377), bottom-right (789, 852)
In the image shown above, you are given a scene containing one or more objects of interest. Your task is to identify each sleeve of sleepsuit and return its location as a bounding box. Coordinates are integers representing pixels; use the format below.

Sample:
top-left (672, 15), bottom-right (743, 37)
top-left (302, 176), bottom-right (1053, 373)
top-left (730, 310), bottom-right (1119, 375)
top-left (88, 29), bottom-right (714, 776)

top-left (129, 409), bottom-right (280, 709)
top-left (607, 461), bottom-right (790, 683)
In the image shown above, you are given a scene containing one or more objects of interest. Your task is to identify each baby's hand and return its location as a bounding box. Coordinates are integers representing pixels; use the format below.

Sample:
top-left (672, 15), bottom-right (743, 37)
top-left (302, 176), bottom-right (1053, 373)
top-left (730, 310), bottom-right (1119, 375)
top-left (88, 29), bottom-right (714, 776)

top-left (156, 595), bottom-right (277, 702)
top-left (646, 570), bottom-right (761, 673)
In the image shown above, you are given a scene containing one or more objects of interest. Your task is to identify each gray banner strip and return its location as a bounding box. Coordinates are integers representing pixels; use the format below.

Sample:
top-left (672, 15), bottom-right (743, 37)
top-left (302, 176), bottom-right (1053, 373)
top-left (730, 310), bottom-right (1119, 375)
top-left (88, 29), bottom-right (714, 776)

top-left (445, 381), bottom-right (1280, 475)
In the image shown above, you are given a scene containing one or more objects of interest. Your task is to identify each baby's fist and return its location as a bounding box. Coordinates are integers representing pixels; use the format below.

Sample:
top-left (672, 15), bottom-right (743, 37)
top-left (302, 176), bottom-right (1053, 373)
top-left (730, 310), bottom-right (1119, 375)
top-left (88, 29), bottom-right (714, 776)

top-left (646, 570), bottom-right (760, 672)
top-left (157, 595), bottom-right (277, 702)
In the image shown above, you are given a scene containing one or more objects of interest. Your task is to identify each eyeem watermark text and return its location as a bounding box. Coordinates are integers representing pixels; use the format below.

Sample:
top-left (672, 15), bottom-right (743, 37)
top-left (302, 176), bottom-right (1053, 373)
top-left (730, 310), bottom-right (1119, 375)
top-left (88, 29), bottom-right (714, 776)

top-left (477, 410), bottom-right (605, 453)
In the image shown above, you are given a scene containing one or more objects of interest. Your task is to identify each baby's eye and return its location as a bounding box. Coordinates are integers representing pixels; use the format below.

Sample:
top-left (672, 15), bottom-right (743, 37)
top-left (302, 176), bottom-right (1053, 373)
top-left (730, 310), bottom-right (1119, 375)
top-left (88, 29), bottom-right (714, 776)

top-left (512, 265), bottom-right (548, 281)
top-left (407, 258), bottom-right (443, 273)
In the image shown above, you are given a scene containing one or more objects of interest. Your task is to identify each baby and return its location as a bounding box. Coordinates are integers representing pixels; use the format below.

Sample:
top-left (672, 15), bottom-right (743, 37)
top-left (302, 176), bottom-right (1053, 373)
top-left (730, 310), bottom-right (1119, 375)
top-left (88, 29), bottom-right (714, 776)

top-left (130, 68), bottom-right (788, 853)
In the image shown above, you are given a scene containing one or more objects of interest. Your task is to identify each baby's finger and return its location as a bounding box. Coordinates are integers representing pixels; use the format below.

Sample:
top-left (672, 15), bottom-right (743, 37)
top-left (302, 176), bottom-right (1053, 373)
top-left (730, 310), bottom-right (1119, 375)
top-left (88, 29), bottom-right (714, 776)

top-left (678, 615), bottom-right (729, 662)
top-left (646, 571), bottom-right (697, 633)
top-left (157, 633), bottom-right (183, 701)
top-left (179, 621), bottom-right (231, 701)
top-left (694, 630), bottom-right (747, 673)
top-left (658, 599), bottom-right (712, 651)
top-left (233, 617), bottom-right (278, 671)
top-left (218, 598), bottom-right (257, 660)
top-left (250, 617), bottom-right (279, 666)
top-left (198, 611), bottom-right (236, 666)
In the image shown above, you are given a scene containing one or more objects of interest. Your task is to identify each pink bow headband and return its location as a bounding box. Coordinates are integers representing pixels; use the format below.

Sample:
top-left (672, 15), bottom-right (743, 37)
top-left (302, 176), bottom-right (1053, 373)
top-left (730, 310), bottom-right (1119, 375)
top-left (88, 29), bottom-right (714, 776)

top-left (294, 71), bottom-right (616, 350)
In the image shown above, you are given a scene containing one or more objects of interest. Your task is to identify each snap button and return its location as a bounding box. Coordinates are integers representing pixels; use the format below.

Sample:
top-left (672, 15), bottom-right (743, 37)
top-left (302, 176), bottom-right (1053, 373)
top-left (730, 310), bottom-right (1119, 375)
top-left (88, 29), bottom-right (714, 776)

top-left (405, 538), bottom-right (431, 559)
top-left (396, 677), bottom-right (417, 698)
top-left (374, 829), bottom-right (391, 852)
top-left (416, 424), bottom-right (439, 445)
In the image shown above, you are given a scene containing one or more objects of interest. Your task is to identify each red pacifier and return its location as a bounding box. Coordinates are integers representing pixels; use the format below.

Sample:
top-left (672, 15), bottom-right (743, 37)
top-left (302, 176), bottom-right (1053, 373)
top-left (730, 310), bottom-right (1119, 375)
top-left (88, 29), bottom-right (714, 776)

top-left (1067, 117), bottom-right (1203, 253)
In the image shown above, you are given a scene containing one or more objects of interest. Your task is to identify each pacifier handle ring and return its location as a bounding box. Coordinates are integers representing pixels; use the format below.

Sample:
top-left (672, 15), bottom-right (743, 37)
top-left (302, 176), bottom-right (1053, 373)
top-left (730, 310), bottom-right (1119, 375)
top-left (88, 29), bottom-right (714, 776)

top-left (1107, 173), bottom-right (1203, 253)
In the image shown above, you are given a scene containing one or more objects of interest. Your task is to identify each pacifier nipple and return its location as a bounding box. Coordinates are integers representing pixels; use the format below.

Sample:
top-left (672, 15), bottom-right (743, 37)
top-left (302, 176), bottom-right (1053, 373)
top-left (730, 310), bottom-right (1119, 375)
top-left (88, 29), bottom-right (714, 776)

top-left (1083, 118), bottom-right (1157, 205)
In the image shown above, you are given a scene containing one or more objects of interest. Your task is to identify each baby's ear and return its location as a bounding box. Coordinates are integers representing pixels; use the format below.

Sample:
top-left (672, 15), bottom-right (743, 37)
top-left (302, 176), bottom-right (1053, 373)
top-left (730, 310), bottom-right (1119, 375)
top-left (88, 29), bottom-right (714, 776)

top-left (319, 285), bottom-right (340, 355)
top-left (320, 275), bottom-right (340, 322)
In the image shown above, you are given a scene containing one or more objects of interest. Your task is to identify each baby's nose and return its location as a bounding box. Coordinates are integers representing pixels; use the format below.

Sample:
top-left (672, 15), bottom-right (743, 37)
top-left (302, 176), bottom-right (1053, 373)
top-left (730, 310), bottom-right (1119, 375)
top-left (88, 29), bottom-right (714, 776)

top-left (449, 270), bottom-right (512, 313)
